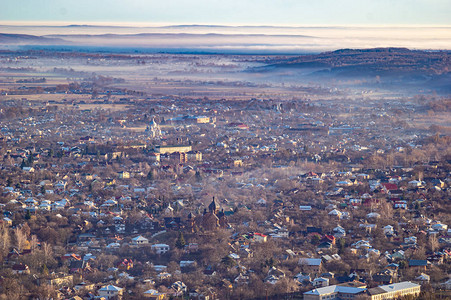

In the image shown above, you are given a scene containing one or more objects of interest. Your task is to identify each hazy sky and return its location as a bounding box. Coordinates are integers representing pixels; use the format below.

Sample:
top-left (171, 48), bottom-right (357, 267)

top-left (1, 0), bottom-right (451, 26)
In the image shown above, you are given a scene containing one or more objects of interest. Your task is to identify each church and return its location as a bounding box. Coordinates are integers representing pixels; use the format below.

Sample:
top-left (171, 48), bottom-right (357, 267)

top-left (146, 117), bottom-right (161, 138)
top-left (188, 197), bottom-right (229, 232)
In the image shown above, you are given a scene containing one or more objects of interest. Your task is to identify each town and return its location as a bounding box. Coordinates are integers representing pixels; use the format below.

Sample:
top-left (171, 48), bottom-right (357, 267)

top-left (0, 49), bottom-right (450, 300)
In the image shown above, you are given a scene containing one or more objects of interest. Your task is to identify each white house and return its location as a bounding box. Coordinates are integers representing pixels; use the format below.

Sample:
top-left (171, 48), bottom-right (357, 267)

top-left (131, 235), bottom-right (149, 246)
top-left (367, 212), bottom-right (381, 219)
top-left (328, 209), bottom-right (342, 218)
top-left (408, 180), bottom-right (424, 188)
top-left (431, 223), bottom-right (448, 231)
top-left (313, 277), bottom-right (329, 288)
top-left (98, 285), bottom-right (123, 299)
top-left (333, 225), bottom-right (346, 237)
top-left (383, 225), bottom-right (394, 236)
top-left (151, 244), bottom-right (170, 254)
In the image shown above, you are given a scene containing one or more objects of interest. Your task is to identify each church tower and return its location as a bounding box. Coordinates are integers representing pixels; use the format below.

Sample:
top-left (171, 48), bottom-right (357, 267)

top-left (208, 197), bottom-right (219, 214)
top-left (146, 117), bottom-right (161, 138)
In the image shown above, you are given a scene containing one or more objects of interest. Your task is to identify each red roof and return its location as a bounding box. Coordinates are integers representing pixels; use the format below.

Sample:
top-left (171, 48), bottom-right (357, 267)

top-left (12, 264), bottom-right (29, 271)
top-left (324, 235), bottom-right (335, 241)
top-left (381, 183), bottom-right (398, 190)
top-left (254, 233), bottom-right (267, 237)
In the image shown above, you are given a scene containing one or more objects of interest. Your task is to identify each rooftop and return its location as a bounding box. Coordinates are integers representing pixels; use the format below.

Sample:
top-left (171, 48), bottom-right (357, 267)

top-left (304, 285), bottom-right (366, 295)
top-left (368, 282), bottom-right (420, 295)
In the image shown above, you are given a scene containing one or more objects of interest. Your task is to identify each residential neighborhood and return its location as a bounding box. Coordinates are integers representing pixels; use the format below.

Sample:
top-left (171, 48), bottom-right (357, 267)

top-left (0, 38), bottom-right (449, 300)
top-left (0, 91), bottom-right (449, 299)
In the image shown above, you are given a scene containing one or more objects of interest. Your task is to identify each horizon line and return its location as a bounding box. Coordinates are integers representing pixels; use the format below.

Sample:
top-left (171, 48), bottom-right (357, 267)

top-left (1, 21), bottom-right (451, 28)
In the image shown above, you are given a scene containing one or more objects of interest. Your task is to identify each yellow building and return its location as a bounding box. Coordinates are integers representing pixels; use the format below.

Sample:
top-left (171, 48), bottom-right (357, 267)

top-left (368, 282), bottom-right (420, 300)
top-left (144, 289), bottom-right (166, 299)
top-left (118, 171), bottom-right (130, 179)
top-left (156, 145), bottom-right (192, 154)
top-left (47, 274), bottom-right (74, 288)
top-left (233, 159), bottom-right (243, 167)
top-left (187, 151), bottom-right (202, 161)
top-left (194, 116), bottom-right (210, 123)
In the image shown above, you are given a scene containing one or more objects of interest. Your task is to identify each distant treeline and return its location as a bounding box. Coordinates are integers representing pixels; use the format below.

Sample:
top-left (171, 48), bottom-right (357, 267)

top-left (16, 77), bottom-right (46, 83)
top-left (428, 99), bottom-right (451, 112)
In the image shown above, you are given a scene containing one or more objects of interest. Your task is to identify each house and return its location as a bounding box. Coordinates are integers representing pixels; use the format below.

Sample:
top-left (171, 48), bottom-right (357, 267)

top-left (98, 285), bottom-right (123, 299)
top-left (189, 288), bottom-right (215, 300)
top-left (144, 289), bottom-right (166, 299)
top-left (352, 240), bottom-right (372, 250)
top-left (2, 217), bottom-right (12, 226)
top-left (328, 209), bottom-right (342, 219)
top-left (47, 273), bottom-right (74, 288)
top-left (440, 278), bottom-right (451, 290)
top-left (388, 250), bottom-right (404, 261)
top-left (73, 281), bottom-right (96, 293)
top-left (383, 225), bottom-right (394, 236)
top-left (372, 270), bottom-right (396, 285)
top-left (171, 281), bottom-right (187, 296)
top-left (131, 235), bottom-right (149, 246)
top-left (300, 205), bottom-right (313, 211)
top-left (381, 183), bottom-right (398, 192)
top-left (367, 281), bottom-right (420, 300)
top-left (257, 198), bottom-right (267, 206)
top-left (408, 180), bottom-right (424, 188)
top-left (253, 232), bottom-right (267, 243)
top-left (317, 242), bottom-right (333, 251)
top-left (322, 235), bottom-right (336, 245)
top-left (265, 267), bottom-right (285, 284)
top-left (234, 273), bottom-right (250, 285)
top-left (415, 273), bottom-right (430, 284)
top-left (349, 198), bottom-right (363, 206)
top-left (180, 260), bottom-right (196, 268)
top-left (367, 212), bottom-right (381, 219)
top-left (409, 259), bottom-right (428, 271)
top-left (295, 273), bottom-right (311, 284)
top-left (151, 244), bottom-right (170, 254)
top-left (12, 264), bottom-right (30, 274)
top-left (394, 200), bottom-right (407, 209)
top-left (299, 258), bottom-right (323, 274)
top-left (313, 277), bottom-right (329, 288)
top-left (117, 259), bottom-right (133, 270)
top-left (431, 223), bottom-right (448, 231)
top-left (333, 225), bottom-right (346, 238)
top-left (22, 167), bottom-right (35, 173)
top-left (69, 260), bottom-right (91, 274)
top-left (118, 171), bottom-right (130, 179)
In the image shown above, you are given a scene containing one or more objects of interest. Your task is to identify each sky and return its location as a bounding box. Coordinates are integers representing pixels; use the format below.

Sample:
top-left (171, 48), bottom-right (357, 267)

top-left (1, 0), bottom-right (451, 26)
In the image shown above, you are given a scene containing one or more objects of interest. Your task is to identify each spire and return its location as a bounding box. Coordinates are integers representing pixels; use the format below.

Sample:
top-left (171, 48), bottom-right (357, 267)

top-left (208, 196), bottom-right (219, 214)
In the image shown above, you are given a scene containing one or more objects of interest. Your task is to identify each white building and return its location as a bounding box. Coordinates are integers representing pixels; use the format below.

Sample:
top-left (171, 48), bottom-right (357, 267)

top-left (151, 244), bottom-right (170, 254)
top-left (98, 285), bottom-right (123, 299)
top-left (146, 117), bottom-right (161, 138)
top-left (313, 277), bottom-right (329, 288)
top-left (304, 285), bottom-right (366, 300)
top-left (131, 235), bottom-right (149, 246)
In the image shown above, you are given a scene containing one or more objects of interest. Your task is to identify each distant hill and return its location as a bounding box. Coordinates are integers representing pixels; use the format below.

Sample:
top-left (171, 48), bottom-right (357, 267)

top-left (0, 33), bottom-right (69, 45)
top-left (264, 48), bottom-right (451, 76)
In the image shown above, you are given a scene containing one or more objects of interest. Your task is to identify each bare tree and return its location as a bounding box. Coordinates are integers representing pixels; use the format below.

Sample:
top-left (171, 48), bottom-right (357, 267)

top-left (380, 201), bottom-right (393, 220)
top-left (30, 234), bottom-right (39, 252)
top-left (42, 242), bottom-right (53, 265)
top-left (0, 225), bottom-right (10, 258)
top-left (428, 234), bottom-right (439, 252)
top-left (14, 227), bottom-right (27, 253)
